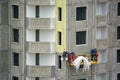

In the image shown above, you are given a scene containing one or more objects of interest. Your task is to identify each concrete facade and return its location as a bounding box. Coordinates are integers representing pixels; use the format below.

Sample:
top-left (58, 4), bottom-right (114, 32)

top-left (0, 0), bottom-right (9, 80)
top-left (0, 0), bottom-right (120, 80)
top-left (9, 0), bottom-right (56, 80)
top-left (56, 0), bottom-right (120, 80)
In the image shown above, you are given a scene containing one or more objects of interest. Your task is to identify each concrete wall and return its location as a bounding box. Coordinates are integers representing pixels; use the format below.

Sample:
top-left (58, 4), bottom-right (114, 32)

top-left (64, 0), bottom-right (120, 80)
top-left (55, 0), bottom-right (120, 80)
top-left (0, 1), bottom-right (9, 80)
top-left (9, 0), bottom-right (25, 80)
top-left (66, 0), bottom-right (95, 55)
top-left (108, 1), bottom-right (120, 80)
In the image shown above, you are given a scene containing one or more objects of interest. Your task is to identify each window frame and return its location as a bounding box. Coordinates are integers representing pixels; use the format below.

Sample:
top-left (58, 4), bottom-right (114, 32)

top-left (117, 49), bottom-right (120, 63)
top-left (117, 26), bottom-right (120, 40)
top-left (35, 29), bottom-right (39, 41)
top-left (35, 77), bottom-right (39, 80)
top-left (13, 29), bottom-right (19, 43)
top-left (58, 31), bottom-right (62, 45)
top-left (12, 5), bottom-right (19, 19)
top-left (76, 31), bottom-right (87, 45)
top-left (58, 7), bottom-right (62, 21)
top-left (76, 7), bottom-right (87, 21)
top-left (118, 3), bottom-right (120, 16)
top-left (12, 76), bottom-right (19, 80)
top-left (35, 5), bottom-right (39, 18)
top-left (58, 55), bottom-right (62, 69)
top-left (35, 53), bottom-right (39, 65)
top-left (13, 52), bottom-right (19, 66)
top-left (117, 73), bottom-right (120, 80)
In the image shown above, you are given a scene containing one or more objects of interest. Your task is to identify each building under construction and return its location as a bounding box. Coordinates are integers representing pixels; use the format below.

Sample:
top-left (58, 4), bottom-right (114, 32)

top-left (0, 0), bottom-right (120, 80)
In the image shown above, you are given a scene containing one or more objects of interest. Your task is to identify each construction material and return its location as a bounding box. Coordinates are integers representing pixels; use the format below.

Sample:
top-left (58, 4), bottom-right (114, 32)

top-left (72, 56), bottom-right (91, 72)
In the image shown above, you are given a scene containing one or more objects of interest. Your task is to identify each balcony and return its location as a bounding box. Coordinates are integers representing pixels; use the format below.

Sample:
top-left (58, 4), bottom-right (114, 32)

top-left (27, 66), bottom-right (55, 77)
top-left (97, 15), bottom-right (107, 26)
top-left (26, 0), bottom-right (55, 5)
top-left (26, 42), bottom-right (55, 53)
top-left (27, 18), bottom-right (55, 30)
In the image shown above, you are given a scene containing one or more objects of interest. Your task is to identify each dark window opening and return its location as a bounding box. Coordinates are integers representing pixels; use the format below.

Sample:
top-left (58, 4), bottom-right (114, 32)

top-left (58, 55), bottom-right (62, 69)
top-left (77, 79), bottom-right (86, 80)
top-left (13, 53), bottom-right (19, 66)
top-left (76, 31), bottom-right (86, 45)
top-left (35, 77), bottom-right (39, 80)
top-left (36, 53), bottom-right (39, 65)
top-left (76, 7), bottom-right (86, 21)
top-left (58, 32), bottom-right (62, 45)
top-left (117, 26), bottom-right (120, 39)
top-left (58, 7), bottom-right (62, 21)
top-left (36, 29), bottom-right (39, 41)
top-left (79, 65), bottom-right (84, 68)
top-left (118, 3), bottom-right (120, 16)
top-left (117, 50), bottom-right (120, 63)
top-left (117, 73), bottom-right (120, 80)
top-left (12, 5), bottom-right (19, 19)
top-left (35, 5), bottom-right (39, 18)
top-left (13, 29), bottom-right (19, 42)
top-left (12, 76), bottom-right (18, 80)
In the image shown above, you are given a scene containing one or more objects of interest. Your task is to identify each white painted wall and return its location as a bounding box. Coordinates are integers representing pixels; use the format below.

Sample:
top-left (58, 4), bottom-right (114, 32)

top-left (26, 53), bottom-right (35, 65)
top-left (26, 30), bottom-right (35, 41)
top-left (26, 5), bottom-right (35, 17)
top-left (40, 54), bottom-right (55, 66)
top-left (26, 30), bottom-right (55, 42)
top-left (26, 53), bottom-right (55, 66)
top-left (40, 30), bottom-right (55, 42)
top-left (26, 5), bottom-right (55, 18)
top-left (96, 2), bottom-right (108, 15)
top-left (98, 49), bottom-right (108, 63)
top-left (26, 77), bottom-right (55, 80)
top-left (40, 6), bottom-right (55, 18)
top-left (97, 27), bottom-right (107, 39)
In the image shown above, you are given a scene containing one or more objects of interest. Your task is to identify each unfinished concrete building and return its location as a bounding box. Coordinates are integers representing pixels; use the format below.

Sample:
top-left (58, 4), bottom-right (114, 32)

top-left (0, 0), bottom-right (120, 80)
top-left (55, 0), bottom-right (120, 80)
top-left (9, 0), bottom-right (56, 80)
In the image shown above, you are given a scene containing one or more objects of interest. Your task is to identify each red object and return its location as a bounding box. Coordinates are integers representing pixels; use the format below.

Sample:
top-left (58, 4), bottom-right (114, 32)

top-left (95, 51), bottom-right (98, 61)
top-left (72, 55), bottom-right (77, 61)
top-left (68, 53), bottom-right (72, 65)
top-left (96, 51), bottom-right (98, 57)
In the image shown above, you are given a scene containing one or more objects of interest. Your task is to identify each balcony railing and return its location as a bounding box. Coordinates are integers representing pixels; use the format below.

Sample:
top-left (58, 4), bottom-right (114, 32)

top-left (27, 66), bottom-right (55, 77)
top-left (26, 0), bottom-right (55, 5)
top-left (26, 42), bottom-right (55, 54)
top-left (27, 18), bottom-right (55, 30)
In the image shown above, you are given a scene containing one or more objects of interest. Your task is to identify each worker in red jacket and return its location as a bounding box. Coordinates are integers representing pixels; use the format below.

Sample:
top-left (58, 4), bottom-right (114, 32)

top-left (95, 50), bottom-right (98, 61)
top-left (71, 52), bottom-right (77, 61)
